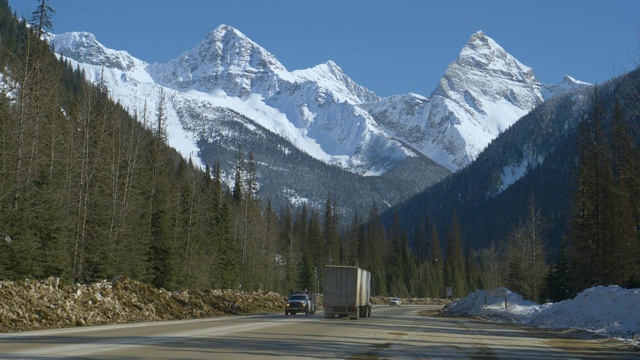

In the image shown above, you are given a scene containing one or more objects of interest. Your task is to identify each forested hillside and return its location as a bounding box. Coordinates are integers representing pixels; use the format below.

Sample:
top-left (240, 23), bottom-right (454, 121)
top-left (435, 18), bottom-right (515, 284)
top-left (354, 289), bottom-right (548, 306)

top-left (0, 0), bottom-right (269, 292)
top-left (0, 0), bottom-right (426, 298)
top-left (2, 0), bottom-right (638, 305)
top-left (382, 67), bottom-right (640, 301)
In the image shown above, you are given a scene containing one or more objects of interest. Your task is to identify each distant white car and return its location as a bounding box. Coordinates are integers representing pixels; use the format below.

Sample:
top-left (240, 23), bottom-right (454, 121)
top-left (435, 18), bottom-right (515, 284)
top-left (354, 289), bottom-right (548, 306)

top-left (390, 297), bottom-right (402, 307)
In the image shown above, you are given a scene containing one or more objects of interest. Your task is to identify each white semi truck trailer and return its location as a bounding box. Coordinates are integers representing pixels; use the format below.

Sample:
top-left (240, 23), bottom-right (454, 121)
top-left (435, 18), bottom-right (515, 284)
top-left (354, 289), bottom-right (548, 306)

top-left (323, 265), bottom-right (372, 320)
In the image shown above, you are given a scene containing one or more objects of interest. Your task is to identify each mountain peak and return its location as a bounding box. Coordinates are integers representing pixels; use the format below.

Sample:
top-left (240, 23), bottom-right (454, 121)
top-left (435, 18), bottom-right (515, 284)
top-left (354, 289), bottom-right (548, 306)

top-left (209, 24), bottom-right (248, 43)
top-left (293, 60), bottom-right (343, 76)
top-left (50, 31), bottom-right (137, 71)
top-left (469, 30), bottom-right (487, 42)
top-left (541, 74), bottom-right (592, 100)
top-left (291, 60), bottom-right (379, 104)
top-left (429, 31), bottom-right (543, 169)
top-left (148, 23), bottom-right (290, 95)
top-left (214, 24), bottom-right (239, 33)
top-left (465, 30), bottom-right (499, 53)
top-left (309, 60), bottom-right (345, 78)
top-left (451, 30), bottom-right (536, 84)
top-left (51, 31), bottom-right (101, 54)
top-left (561, 74), bottom-right (590, 86)
top-left (459, 31), bottom-right (510, 65)
top-left (324, 60), bottom-right (342, 72)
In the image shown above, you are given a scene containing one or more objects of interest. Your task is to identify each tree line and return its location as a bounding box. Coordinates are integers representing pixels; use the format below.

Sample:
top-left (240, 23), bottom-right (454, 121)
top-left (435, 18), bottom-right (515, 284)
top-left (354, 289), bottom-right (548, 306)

top-left (1, 1), bottom-right (638, 302)
top-left (567, 85), bottom-right (640, 292)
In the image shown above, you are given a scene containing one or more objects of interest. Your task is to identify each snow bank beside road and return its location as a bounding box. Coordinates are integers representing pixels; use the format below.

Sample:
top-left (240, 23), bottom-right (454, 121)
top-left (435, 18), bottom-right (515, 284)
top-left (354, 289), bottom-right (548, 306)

top-left (442, 285), bottom-right (640, 346)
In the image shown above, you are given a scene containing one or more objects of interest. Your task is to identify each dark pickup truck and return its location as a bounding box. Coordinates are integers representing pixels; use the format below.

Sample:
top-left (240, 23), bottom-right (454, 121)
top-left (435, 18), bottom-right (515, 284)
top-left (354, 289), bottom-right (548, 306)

top-left (285, 293), bottom-right (316, 315)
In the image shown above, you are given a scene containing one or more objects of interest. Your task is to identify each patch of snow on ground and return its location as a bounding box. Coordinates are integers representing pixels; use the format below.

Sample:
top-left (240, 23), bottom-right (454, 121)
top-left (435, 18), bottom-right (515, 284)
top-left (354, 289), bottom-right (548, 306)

top-left (500, 159), bottom-right (528, 192)
top-left (443, 286), bottom-right (640, 346)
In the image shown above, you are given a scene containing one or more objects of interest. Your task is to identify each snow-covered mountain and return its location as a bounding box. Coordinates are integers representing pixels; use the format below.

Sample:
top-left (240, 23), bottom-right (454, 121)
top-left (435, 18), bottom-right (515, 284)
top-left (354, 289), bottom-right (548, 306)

top-left (145, 25), bottom-right (418, 176)
top-left (54, 26), bottom-right (423, 176)
top-left (48, 25), bottom-right (589, 209)
top-left (541, 75), bottom-right (591, 100)
top-left (428, 31), bottom-right (544, 169)
top-left (365, 31), bottom-right (590, 171)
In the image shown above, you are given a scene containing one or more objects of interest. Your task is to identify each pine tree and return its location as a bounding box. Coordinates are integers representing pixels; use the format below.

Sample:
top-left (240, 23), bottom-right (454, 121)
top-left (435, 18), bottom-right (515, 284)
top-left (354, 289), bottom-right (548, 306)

top-left (30, 0), bottom-right (54, 37)
top-left (146, 89), bottom-right (175, 290)
top-left (259, 200), bottom-right (280, 291)
top-left (526, 197), bottom-right (547, 302)
top-left (429, 224), bottom-right (444, 297)
top-left (607, 99), bottom-right (640, 286)
top-left (569, 86), bottom-right (616, 291)
top-left (386, 210), bottom-right (404, 295)
top-left (411, 215), bottom-right (431, 297)
top-left (245, 150), bottom-right (258, 201)
top-left (279, 204), bottom-right (296, 292)
top-left (323, 194), bottom-right (340, 266)
top-left (445, 212), bottom-right (467, 298)
top-left (232, 147), bottom-right (244, 203)
top-left (400, 231), bottom-right (417, 296)
top-left (294, 204), bottom-right (309, 254)
top-left (216, 201), bottom-right (238, 289)
top-left (343, 211), bottom-right (361, 266)
top-left (298, 251), bottom-right (316, 292)
top-left (546, 240), bottom-right (573, 301)
top-left (364, 202), bottom-right (387, 296)
top-left (307, 209), bottom-right (323, 292)
top-left (414, 214), bottom-right (430, 263)
top-left (465, 239), bottom-right (482, 293)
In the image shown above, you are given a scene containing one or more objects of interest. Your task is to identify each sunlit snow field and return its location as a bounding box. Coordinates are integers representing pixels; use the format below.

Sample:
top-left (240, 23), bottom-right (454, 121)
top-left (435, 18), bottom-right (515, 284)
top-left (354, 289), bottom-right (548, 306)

top-left (443, 285), bottom-right (640, 346)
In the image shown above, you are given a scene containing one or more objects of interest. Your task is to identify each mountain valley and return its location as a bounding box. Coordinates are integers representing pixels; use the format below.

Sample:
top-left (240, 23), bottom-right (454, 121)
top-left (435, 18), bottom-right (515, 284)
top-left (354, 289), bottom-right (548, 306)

top-left (50, 25), bottom-right (589, 217)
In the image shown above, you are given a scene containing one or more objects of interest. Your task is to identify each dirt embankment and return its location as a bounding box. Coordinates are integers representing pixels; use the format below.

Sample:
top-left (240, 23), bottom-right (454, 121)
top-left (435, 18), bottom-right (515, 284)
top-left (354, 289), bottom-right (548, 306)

top-left (0, 276), bottom-right (286, 332)
top-left (0, 276), bottom-right (450, 333)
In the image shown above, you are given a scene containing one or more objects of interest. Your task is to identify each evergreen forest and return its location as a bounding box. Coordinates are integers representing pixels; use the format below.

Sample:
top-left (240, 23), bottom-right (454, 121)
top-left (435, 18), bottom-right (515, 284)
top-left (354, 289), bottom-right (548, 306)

top-left (0, 0), bottom-right (638, 303)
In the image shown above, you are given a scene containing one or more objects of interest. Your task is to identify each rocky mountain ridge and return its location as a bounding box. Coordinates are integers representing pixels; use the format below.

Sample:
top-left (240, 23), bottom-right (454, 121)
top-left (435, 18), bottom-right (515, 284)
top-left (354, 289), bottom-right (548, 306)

top-left (49, 25), bottom-right (589, 210)
top-left (50, 26), bottom-right (588, 173)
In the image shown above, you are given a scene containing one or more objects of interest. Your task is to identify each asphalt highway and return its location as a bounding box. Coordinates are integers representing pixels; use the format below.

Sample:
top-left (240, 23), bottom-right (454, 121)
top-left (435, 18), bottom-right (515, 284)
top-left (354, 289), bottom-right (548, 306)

top-left (0, 305), bottom-right (636, 359)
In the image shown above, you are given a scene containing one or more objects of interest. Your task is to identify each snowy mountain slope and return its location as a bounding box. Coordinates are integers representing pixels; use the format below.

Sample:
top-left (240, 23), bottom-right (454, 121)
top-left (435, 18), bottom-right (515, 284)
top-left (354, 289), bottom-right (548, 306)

top-left (427, 31), bottom-right (542, 170)
top-left (52, 31), bottom-right (136, 72)
top-left (49, 25), bottom-right (589, 211)
top-left (52, 27), bottom-right (418, 177)
top-left (146, 25), bottom-right (413, 175)
top-left (364, 31), bottom-right (590, 171)
top-left (51, 32), bottom-right (204, 168)
top-left (49, 27), bottom-right (449, 214)
top-left (541, 75), bottom-right (591, 100)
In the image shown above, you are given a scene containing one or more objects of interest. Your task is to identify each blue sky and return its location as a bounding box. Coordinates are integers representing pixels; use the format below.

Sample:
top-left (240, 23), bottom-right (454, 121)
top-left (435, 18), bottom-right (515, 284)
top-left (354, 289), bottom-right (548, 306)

top-left (9, 0), bottom-right (640, 97)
